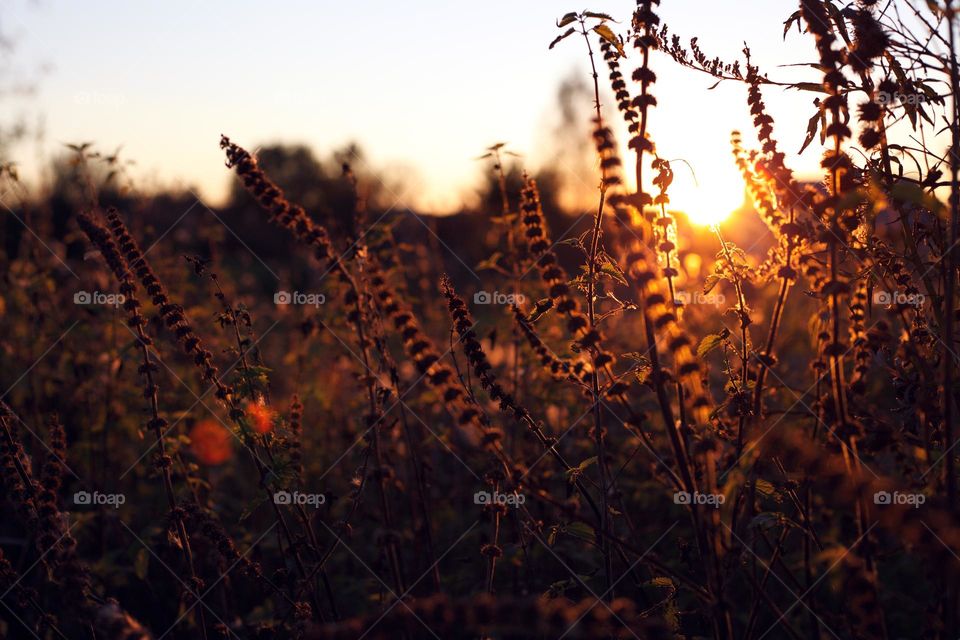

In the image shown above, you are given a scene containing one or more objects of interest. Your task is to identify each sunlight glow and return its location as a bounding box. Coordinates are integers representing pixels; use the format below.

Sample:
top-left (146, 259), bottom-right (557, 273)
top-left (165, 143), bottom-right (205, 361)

top-left (667, 163), bottom-right (746, 227)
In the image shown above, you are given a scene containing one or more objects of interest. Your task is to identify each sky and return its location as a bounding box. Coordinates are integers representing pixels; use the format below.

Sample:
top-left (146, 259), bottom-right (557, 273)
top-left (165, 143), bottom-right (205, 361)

top-left (0, 1), bottom-right (830, 215)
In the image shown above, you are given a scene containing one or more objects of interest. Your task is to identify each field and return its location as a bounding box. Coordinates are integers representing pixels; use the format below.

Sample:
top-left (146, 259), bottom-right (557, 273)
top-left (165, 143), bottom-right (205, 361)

top-left (1, 1), bottom-right (959, 638)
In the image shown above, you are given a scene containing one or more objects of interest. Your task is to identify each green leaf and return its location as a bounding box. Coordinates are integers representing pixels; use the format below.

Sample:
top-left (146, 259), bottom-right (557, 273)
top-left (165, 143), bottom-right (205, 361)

top-left (549, 27), bottom-right (576, 50)
top-left (697, 333), bottom-right (725, 358)
top-left (600, 261), bottom-right (628, 286)
top-left (890, 181), bottom-right (944, 215)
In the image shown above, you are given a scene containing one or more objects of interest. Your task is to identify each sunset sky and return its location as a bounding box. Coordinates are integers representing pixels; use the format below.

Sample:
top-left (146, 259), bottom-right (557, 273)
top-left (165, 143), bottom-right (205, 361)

top-left (3, 1), bottom-right (834, 215)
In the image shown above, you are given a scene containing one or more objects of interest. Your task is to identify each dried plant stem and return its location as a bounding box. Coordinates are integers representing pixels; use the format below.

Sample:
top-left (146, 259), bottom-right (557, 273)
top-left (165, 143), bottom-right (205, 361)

top-left (135, 333), bottom-right (208, 638)
top-left (485, 478), bottom-right (502, 594)
top-left (366, 257), bottom-right (442, 592)
top-left (77, 212), bottom-right (208, 637)
top-left (586, 188), bottom-right (614, 598)
top-left (714, 224), bottom-right (751, 455)
top-left (750, 209), bottom-right (795, 421)
top-left (577, 14), bottom-right (615, 597)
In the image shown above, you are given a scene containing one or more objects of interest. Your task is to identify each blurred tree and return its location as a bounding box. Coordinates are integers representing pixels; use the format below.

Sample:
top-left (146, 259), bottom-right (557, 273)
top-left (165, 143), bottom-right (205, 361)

top-left (226, 142), bottom-right (389, 241)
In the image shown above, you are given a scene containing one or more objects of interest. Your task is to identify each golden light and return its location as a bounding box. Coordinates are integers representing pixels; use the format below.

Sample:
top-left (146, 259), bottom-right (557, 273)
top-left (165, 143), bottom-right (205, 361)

top-left (668, 163), bottom-right (746, 227)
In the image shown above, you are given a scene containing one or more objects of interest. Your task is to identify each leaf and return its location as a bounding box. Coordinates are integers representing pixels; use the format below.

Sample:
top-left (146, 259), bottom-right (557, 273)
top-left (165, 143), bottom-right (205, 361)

top-left (783, 10), bottom-right (802, 39)
top-left (886, 53), bottom-right (908, 86)
top-left (890, 181), bottom-right (944, 215)
top-left (592, 24), bottom-right (624, 57)
top-left (556, 12), bottom-right (578, 28)
top-left (527, 298), bottom-right (554, 323)
top-left (754, 478), bottom-right (776, 497)
top-left (648, 576), bottom-right (674, 589)
top-left (703, 274), bottom-right (721, 295)
top-left (827, 1), bottom-right (850, 46)
top-left (549, 27), bottom-right (576, 50)
top-left (697, 333), bottom-right (725, 358)
top-left (476, 252), bottom-right (503, 272)
top-left (789, 82), bottom-right (827, 94)
top-left (566, 456), bottom-right (597, 485)
top-left (600, 261), bottom-right (628, 286)
top-left (799, 106), bottom-right (821, 155)
top-left (575, 456), bottom-right (597, 472)
top-left (632, 364), bottom-right (652, 384)
top-left (583, 11), bottom-right (615, 21)
top-left (544, 578), bottom-right (573, 599)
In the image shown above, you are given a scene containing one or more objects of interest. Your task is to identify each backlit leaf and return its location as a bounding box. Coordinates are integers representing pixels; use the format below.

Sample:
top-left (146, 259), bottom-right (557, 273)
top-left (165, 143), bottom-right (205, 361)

top-left (592, 24), bottom-right (624, 57)
top-left (697, 333), bottom-right (725, 358)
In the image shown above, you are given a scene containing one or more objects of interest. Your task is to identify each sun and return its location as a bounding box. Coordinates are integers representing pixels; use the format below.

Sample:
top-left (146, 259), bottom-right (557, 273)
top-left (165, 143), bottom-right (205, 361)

top-left (667, 164), bottom-right (746, 227)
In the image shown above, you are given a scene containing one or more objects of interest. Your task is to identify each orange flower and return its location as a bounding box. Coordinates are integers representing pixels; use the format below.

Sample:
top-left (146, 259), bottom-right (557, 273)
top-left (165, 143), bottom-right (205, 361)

top-left (246, 400), bottom-right (275, 434)
top-left (189, 420), bottom-right (232, 466)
